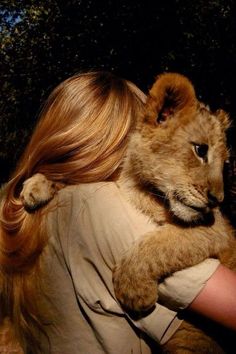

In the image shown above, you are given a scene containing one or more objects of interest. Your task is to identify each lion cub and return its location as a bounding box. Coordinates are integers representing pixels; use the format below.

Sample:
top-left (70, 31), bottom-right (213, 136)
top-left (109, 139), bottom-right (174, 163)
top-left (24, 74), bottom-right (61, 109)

top-left (20, 73), bottom-right (235, 315)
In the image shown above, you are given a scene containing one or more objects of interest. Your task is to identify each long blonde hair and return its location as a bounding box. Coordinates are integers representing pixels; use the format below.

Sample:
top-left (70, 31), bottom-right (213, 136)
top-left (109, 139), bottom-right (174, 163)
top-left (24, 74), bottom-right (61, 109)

top-left (0, 71), bottom-right (145, 351)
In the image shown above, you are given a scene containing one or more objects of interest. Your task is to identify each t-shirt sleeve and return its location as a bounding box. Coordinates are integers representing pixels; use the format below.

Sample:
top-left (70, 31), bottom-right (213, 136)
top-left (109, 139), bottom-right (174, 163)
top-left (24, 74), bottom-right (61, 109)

top-left (129, 258), bottom-right (220, 345)
top-left (158, 258), bottom-right (220, 310)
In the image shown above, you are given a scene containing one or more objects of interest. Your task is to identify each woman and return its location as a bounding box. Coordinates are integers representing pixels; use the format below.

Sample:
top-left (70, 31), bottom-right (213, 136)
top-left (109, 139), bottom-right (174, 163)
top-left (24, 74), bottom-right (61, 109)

top-left (0, 71), bottom-right (236, 353)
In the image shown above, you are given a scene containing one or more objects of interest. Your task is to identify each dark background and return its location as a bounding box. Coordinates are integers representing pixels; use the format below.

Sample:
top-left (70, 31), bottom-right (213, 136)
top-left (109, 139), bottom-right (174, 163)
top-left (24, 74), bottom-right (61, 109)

top-left (1, 0), bottom-right (236, 185)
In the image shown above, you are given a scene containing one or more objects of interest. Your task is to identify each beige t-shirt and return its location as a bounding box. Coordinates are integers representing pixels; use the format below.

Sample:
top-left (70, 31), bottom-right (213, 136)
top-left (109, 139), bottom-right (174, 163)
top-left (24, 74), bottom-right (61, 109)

top-left (39, 182), bottom-right (219, 354)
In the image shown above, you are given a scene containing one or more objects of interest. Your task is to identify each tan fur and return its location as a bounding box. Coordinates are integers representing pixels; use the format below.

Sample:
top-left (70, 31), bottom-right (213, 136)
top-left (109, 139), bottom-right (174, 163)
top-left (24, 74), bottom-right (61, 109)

top-left (112, 73), bottom-right (234, 312)
top-left (112, 73), bottom-right (236, 353)
top-left (162, 320), bottom-right (226, 354)
top-left (20, 173), bottom-right (64, 210)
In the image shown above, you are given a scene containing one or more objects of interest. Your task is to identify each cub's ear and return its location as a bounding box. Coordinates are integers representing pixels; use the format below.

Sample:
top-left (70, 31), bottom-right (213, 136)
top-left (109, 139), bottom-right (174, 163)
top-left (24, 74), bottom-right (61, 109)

top-left (144, 73), bottom-right (197, 125)
top-left (215, 109), bottom-right (231, 131)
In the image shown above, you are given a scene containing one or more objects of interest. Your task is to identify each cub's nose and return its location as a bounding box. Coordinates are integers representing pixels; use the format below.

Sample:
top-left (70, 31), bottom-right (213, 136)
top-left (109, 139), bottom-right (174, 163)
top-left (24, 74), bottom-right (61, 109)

top-left (207, 191), bottom-right (223, 208)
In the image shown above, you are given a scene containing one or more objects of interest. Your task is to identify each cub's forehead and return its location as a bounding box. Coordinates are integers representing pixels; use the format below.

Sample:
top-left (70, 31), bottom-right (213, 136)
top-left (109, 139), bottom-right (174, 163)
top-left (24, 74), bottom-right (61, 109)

top-left (182, 109), bottom-right (226, 144)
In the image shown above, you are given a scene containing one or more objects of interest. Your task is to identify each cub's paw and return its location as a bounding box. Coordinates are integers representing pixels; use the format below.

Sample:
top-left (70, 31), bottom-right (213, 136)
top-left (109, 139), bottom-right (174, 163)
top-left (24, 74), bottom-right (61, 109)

top-left (20, 173), bottom-right (59, 210)
top-left (112, 258), bottom-right (158, 313)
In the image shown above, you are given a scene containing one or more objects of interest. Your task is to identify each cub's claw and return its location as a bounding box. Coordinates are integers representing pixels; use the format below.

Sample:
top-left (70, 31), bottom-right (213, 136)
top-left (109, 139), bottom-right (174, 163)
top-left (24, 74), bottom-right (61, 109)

top-left (113, 261), bottom-right (158, 313)
top-left (20, 173), bottom-right (58, 210)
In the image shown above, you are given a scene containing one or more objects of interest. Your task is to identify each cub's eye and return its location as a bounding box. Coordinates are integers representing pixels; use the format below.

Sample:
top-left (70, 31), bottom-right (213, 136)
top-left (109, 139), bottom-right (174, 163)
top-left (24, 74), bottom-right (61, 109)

top-left (193, 144), bottom-right (208, 159)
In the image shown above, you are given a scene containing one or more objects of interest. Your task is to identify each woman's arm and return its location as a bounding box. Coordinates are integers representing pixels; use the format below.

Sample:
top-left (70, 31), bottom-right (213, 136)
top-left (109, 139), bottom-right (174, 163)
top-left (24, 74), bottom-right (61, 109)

top-left (189, 264), bottom-right (236, 331)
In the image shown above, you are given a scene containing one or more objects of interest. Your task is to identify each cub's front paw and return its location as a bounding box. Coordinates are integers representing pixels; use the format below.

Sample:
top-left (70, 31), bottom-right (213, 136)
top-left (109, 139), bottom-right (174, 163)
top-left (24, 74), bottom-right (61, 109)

top-left (20, 173), bottom-right (58, 210)
top-left (112, 259), bottom-right (158, 313)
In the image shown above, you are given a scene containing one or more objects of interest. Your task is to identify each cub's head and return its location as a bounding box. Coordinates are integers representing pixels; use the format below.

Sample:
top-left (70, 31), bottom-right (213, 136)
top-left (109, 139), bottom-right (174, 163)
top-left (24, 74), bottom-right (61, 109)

top-left (129, 73), bottom-right (230, 223)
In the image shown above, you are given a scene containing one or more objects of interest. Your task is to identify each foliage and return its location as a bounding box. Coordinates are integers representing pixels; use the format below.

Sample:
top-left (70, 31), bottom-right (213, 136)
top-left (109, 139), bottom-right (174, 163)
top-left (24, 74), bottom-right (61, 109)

top-left (0, 0), bottom-right (236, 183)
top-left (0, 0), bottom-right (61, 179)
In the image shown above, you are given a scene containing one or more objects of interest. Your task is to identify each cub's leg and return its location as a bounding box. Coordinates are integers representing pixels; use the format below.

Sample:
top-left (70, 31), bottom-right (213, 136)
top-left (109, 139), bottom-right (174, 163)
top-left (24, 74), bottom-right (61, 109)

top-left (20, 173), bottom-right (64, 210)
top-left (162, 320), bottom-right (225, 354)
top-left (113, 218), bottom-right (231, 312)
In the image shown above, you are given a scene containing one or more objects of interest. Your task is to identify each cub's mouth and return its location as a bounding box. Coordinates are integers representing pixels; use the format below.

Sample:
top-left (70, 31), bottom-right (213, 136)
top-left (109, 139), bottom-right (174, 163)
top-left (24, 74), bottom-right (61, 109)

top-left (169, 194), bottom-right (211, 224)
top-left (146, 183), bottom-right (213, 224)
top-left (174, 193), bottom-right (210, 213)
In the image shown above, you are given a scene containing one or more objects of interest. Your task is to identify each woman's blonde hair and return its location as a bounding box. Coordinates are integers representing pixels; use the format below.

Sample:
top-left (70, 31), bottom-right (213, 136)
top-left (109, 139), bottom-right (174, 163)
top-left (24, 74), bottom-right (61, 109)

top-left (0, 71), bottom-right (145, 351)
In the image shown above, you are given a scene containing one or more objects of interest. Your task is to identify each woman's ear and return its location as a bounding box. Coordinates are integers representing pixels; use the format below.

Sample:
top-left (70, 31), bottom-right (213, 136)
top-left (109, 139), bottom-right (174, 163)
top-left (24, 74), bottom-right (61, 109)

top-left (144, 73), bottom-right (197, 125)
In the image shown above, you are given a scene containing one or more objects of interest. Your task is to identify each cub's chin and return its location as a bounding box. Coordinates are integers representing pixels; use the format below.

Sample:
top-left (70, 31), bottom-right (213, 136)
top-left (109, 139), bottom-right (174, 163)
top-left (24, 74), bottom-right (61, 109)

top-left (169, 198), bottom-right (209, 224)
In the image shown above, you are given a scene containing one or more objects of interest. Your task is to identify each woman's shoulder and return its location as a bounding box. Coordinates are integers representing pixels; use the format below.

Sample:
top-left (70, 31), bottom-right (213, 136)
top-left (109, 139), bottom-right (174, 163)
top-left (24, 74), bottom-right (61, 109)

top-left (57, 182), bottom-right (155, 230)
top-left (57, 181), bottom-right (121, 204)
